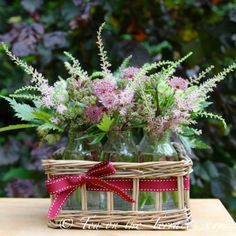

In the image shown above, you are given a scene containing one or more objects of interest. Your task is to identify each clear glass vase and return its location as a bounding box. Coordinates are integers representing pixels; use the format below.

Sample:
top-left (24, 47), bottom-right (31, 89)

top-left (102, 130), bottom-right (137, 210)
top-left (102, 130), bottom-right (137, 162)
top-left (137, 133), bottom-right (178, 210)
top-left (62, 131), bottom-right (106, 211)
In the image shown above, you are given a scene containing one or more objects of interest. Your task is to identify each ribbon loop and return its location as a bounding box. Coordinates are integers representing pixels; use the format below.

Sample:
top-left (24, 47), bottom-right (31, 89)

top-left (46, 161), bottom-right (134, 219)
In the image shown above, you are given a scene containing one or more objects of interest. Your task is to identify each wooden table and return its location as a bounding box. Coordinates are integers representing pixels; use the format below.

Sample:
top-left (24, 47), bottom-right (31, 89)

top-left (0, 198), bottom-right (235, 236)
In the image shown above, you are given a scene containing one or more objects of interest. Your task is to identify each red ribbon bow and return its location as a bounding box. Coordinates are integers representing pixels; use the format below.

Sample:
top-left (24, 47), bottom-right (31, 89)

top-left (46, 161), bottom-right (135, 219)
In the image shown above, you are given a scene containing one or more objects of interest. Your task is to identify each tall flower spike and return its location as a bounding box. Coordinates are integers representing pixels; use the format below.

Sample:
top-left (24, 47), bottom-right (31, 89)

top-left (96, 23), bottom-right (111, 76)
top-left (200, 63), bottom-right (236, 95)
top-left (189, 65), bottom-right (215, 86)
top-left (64, 51), bottom-right (89, 81)
top-left (1, 43), bottom-right (47, 86)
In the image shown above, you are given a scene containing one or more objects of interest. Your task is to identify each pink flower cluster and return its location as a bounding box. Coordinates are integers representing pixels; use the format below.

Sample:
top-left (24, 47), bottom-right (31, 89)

top-left (40, 82), bottom-right (54, 108)
top-left (85, 105), bottom-right (104, 124)
top-left (121, 67), bottom-right (140, 80)
top-left (93, 79), bottom-right (118, 109)
top-left (90, 78), bottom-right (135, 121)
top-left (93, 79), bottom-right (117, 96)
top-left (168, 76), bottom-right (189, 90)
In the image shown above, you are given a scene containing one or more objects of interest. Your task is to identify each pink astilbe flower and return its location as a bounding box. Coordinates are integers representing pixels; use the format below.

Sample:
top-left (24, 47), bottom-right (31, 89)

top-left (175, 90), bottom-right (200, 112)
top-left (57, 94), bottom-right (66, 102)
top-left (56, 104), bottom-right (67, 114)
top-left (117, 87), bottom-right (134, 115)
top-left (168, 76), bottom-right (189, 90)
top-left (42, 95), bottom-right (53, 108)
top-left (50, 118), bottom-right (60, 125)
top-left (40, 82), bottom-right (53, 95)
top-left (99, 92), bottom-right (119, 109)
top-left (75, 79), bottom-right (82, 87)
top-left (93, 79), bottom-right (117, 96)
top-left (119, 87), bottom-right (134, 105)
top-left (85, 105), bottom-right (104, 124)
top-left (121, 67), bottom-right (140, 80)
top-left (40, 81), bottom-right (55, 108)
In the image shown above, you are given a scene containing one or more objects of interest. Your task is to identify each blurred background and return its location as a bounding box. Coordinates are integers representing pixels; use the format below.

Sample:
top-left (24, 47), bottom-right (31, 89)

top-left (0, 0), bottom-right (235, 219)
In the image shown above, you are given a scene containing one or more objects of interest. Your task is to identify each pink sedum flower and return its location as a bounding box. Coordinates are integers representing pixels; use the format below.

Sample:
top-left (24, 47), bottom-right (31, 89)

top-left (168, 76), bottom-right (189, 90)
top-left (85, 105), bottom-right (104, 124)
top-left (121, 67), bottom-right (140, 80)
top-left (56, 104), bottom-right (67, 114)
top-left (93, 79), bottom-right (117, 96)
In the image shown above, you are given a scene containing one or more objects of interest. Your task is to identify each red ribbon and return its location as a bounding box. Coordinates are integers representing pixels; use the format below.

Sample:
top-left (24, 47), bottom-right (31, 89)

top-left (46, 161), bottom-right (135, 219)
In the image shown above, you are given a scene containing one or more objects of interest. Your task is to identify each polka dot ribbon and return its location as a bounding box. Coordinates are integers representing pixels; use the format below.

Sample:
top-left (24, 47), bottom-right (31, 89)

top-left (45, 161), bottom-right (135, 219)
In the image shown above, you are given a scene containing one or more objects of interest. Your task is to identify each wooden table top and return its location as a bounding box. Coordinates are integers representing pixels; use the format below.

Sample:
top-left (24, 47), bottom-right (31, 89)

top-left (0, 198), bottom-right (235, 236)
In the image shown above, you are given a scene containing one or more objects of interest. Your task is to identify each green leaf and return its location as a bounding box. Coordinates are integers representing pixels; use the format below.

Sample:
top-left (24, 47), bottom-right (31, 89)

top-left (162, 192), bottom-right (168, 203)
top-left (192, 139), bottom-right (209, 149)
top-left (170, 191), bottom-right (178, 206)
top-left (3, 167), bottom-right (32, 181)
top-left (179, 134), bottom-right (209, 153)
top-left (45, 134), bottom-right (61, 145)
top-left (77, 133), bottom-right (96, 141)
top-left (156, 142), bottom-right (176, 157)
top-left (32, 111), bottom-right (52, 122)
top-left (37, 123), bottom-right (63, 132)
top-left (139, 192), bottom-right (148, 208)
top-left (203, 161), bottom-right (219, 178)
top-left (194, 164), bottom-right (210, 182)
top-left (97, 113), bottom-right (114, 132)
top-left (181, 127), bottom-right (201, 136)
top-left (89, 132), bottom-right (106, 145)
top-left (1, 96), bottom-right (35, 121)
top-left (0, 124), bottom-right (37, 132)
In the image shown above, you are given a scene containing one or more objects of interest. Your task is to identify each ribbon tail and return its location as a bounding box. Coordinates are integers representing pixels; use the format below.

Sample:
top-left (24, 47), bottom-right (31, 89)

top-left (86, 161), bottom-right (116, 178)
top-left (88, 177), bottom-right (135, 203)
top-left (48, 187), bottom-right (77, 220)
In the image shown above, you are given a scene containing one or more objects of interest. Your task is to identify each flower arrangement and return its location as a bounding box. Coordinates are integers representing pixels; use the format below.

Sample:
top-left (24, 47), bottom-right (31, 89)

top-left (0, 23), bottom-right (235, 157)
top-left (1, 22), bottom-right (235, 230)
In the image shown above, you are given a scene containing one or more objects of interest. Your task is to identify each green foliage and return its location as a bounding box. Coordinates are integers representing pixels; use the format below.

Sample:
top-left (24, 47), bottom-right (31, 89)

top-left (1, 96), bottom-right (36, 121)
top-left (32, 111), bottom-right (52, 123)
top-left (3, 167), bottom-right (32, 181)
top-left (97, 113), bottom-right (114, 132)
top-left (0, 124), bottom-right (37, 132)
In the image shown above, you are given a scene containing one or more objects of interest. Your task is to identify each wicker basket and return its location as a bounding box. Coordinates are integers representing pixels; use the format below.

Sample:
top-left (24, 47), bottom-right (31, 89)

top-left (42, 143), bottom-right (192, 230)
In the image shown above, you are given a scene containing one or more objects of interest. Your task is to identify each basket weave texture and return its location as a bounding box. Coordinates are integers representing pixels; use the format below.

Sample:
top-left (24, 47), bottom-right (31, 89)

top-left (42, 142), bottom-right (193, 230)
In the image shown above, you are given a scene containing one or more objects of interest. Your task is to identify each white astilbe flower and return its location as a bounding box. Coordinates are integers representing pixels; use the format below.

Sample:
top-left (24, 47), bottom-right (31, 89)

top-left (199, 63), bottom-right (236, 96)
top-left (64, 51), bottom-right (89, 81)
top-left (56, 104), bottom-right (67, 114)
top-left (175, 90), bottom-right (201, 113)
top-left (189, 65), bottom-right (215, 86)
top-left (96, 23), bottom-right (111, 76)
top-left (2, 43), bottom-right (48, 86)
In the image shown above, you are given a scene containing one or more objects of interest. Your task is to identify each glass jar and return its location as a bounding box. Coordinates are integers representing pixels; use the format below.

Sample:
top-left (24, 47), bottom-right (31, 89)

top-left (102, 130), bottom-right (137, 210)
top-left (102, 130), bottom-right (137, 162)
top-left (137, 132), bottom-right (178, 210)
top-left (62, 130), bottom-right (105, 211)
top-left (137, 132), bottom-right (178, 162)
top-left (63, 131), bottom-right (100, 161)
